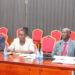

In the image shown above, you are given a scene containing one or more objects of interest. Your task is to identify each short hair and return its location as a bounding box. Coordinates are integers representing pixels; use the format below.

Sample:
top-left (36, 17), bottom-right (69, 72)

top-left (21, 27), bottom-right (28, 35)
top-left (62, 28), bottom-right (71, 34)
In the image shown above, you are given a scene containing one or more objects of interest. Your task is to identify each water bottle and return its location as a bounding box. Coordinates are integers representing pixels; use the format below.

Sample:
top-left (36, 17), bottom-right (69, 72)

top-left (35, 48), bottom-right (40, 63)
top-left (40, 49), bottom-right (43, 63)
top-left (4, 46), bottom-right (8, 60)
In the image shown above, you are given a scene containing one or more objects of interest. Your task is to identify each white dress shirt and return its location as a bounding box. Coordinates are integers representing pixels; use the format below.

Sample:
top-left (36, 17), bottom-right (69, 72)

top-left (8, 38), bottom-right (34, 52)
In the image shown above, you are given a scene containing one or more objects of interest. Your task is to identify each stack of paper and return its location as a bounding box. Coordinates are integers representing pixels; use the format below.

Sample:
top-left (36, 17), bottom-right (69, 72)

top-left (19, 54), bottom-right (35, 59)
top-left (52, 56), bottom-right (75, 64)
top-left (53, 56), bottom-right (75, 60)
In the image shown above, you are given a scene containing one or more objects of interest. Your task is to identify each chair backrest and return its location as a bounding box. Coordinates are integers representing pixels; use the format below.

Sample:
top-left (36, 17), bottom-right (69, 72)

top-left (32, 29), bottom-right (43, 44)
top-left (51, 30), bottom-right (61, 41)
top-left (0, 28), bottom-right (2, 34)
top-left (1, 27), bottom-right (8, 35)
top-left (16, 28), bottom-right (22, 37)
top-left (42, 36), bottom-right (56, 53)
top-left (70, 31), bottom-right (75, 40)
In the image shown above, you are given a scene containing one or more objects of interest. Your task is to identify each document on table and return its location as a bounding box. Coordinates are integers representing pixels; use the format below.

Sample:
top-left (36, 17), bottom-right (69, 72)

top-left (53, 56), bottom-right (75, 60)
top-left (19, 54), bottom-right (35, 59)
top-left (7, 52), bottom-right (35, 59)
top-left (52, 59), bottom-right (75, 64)
top-left (52, 56), bottom-right (75, 64)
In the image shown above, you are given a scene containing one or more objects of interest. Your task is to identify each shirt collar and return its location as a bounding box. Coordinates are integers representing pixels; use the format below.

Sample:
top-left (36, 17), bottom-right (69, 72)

top-left (63, 39), bottom-right (70, 44)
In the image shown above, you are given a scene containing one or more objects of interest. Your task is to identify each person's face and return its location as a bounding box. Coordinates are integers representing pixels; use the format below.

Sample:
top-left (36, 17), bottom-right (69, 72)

top-left (62, 29), bottom-right (71, 40)
top-left (19, 31), bottom-right (26, 41)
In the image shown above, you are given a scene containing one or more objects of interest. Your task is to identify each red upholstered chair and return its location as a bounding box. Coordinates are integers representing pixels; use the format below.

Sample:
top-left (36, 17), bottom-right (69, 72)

top-left (1, 27), bottom-right (8, 35)
top-left (70, 31), bottom-right (75, 40)
top-left (0, 28), bottom-right (2, 34)
top-left (32, 29), bottom-right (43, 49)
top-left (16, 28), bottom-right (22, 37)
top-left (51, 30), bottom-right (61, 41)
top-left (32, 29), bottom-right (43, 44)
top-left (42, 36), bottom-right (56, 53)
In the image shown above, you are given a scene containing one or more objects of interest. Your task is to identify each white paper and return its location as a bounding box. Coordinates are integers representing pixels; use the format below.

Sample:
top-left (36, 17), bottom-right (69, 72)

top-left (19, 54), bottom-right (35, 59)
top-left (52, 59), bottom-right (75, 64)
top-left (53, 56), bottom-right (75, 60)
top-left (52, 56), bottom-right (75, 64)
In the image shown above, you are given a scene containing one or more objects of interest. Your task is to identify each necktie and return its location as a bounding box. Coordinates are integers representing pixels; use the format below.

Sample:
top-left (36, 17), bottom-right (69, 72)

top-left (62, 42), bottom-right (67, 56)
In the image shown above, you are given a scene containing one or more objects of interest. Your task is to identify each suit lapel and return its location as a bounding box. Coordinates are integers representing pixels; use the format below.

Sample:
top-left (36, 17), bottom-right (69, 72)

top-left (58, 40), bottom-right (64, 55)
top-left (67, 40), bottom-right (73, 56)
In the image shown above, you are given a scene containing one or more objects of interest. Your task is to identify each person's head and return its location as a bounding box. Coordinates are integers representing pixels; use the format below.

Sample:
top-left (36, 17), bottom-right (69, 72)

top-left (23, 27), bottom-right (28, 36)
top-left (62, 28), bottom-right (71, 41)
top-left (19, 28), bottom-right (28, 42)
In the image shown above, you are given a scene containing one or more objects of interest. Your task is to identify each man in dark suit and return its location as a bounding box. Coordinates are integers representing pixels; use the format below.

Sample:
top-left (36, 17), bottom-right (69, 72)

top-left (52, 28), bottom-right (75, 57)
top-left (0, 35), bottom-right (5, 51)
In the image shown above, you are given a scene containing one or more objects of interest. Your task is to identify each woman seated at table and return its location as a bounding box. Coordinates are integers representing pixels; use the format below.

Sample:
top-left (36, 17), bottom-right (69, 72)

top-left (8, 28), bottom-right (34, 54)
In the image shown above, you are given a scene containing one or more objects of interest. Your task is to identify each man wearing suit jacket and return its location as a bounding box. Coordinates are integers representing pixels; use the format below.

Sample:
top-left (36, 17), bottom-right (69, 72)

top-left (0, 35), bottom-right (5, 51)
top-left (52, 28), bottom-right (75, 57)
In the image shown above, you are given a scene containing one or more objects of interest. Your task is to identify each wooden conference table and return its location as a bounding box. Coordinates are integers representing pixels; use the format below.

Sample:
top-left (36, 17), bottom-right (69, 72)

top-left (0, 52), bottom-right (74, 75)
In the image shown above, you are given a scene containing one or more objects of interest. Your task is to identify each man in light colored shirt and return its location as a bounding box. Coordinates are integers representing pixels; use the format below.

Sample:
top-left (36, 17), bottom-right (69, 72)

top-left (52, 28), bottom-right (75, 57)
top-left (8, 28), bottom-right (34, 54)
